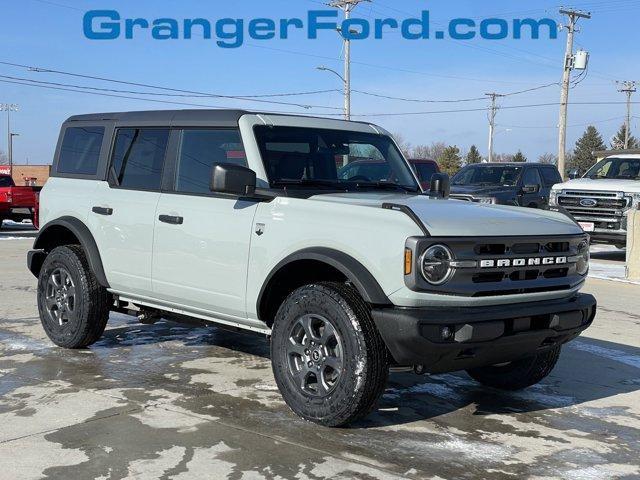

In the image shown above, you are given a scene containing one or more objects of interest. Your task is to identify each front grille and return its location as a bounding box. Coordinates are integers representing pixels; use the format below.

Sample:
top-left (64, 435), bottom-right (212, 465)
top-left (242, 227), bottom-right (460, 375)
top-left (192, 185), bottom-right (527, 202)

top-left (557, 190), bottom-right (629, 223)
top-left (406, 234), bottom-right (587, 297)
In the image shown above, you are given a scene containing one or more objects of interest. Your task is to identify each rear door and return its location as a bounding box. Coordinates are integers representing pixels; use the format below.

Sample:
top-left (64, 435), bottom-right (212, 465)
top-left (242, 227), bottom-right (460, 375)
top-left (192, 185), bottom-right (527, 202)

top-left (151, 128), bottom-right (259, 319)
top-left (88, 127), bottom-right (169, 298)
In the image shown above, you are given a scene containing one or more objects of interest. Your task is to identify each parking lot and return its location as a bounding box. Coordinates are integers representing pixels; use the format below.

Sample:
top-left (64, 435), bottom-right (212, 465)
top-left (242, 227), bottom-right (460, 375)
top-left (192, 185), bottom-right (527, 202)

top-left (1, 224), bottom-right (639, 480)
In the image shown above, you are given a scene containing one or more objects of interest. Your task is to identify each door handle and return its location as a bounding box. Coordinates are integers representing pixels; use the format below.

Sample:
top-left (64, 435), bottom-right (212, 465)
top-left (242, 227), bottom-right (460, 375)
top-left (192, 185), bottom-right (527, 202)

top-left (92, 206), bottom-right (113, 216)
top-left (159, 214), bottom-right (184, 225)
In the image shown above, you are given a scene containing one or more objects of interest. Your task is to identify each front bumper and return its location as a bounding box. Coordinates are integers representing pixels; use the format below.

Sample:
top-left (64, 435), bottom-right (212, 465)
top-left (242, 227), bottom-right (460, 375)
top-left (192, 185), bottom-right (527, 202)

top-left (371, 293), bottom-right (596, 371)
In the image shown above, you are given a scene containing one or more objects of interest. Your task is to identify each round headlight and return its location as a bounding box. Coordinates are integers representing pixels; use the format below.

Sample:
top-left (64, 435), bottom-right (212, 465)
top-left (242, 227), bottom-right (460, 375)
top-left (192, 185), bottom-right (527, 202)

top-left (420, 244), bottom-right (454, 285)
top-left (576, 240), bottom-right (590, 276)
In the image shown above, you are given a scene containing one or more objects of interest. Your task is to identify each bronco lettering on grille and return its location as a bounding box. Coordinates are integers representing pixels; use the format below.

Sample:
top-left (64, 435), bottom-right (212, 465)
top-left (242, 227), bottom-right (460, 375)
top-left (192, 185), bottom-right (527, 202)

top-left (479, 257), bottom-right (567, 268)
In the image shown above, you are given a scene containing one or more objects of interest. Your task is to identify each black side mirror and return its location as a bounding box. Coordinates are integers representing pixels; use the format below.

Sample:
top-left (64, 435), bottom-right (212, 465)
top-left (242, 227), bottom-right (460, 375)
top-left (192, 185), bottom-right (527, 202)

top-left (522, 184), bottom-right (540, 194)
top-left (568, 169), bottom-right (580, 180)
top-left (211, 163), bottom-right (256, 196)
top-left (429, 173), bottom-right (450, 199)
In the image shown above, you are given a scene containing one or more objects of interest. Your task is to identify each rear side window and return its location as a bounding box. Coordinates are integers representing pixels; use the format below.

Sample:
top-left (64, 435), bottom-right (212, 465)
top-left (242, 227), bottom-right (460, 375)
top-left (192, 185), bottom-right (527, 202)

top-left (522, 168), bottom-right (542, 186)
top-left (176, 129), bottom-right (246, 194)
top-left (541, 167), bottom-right (562, 186)
top-left (57, 126), bottom-right (104, 175)
top-left (111, 128), bottom-right (169, 190)
top-left (412, 162), bottom-right (438, 183)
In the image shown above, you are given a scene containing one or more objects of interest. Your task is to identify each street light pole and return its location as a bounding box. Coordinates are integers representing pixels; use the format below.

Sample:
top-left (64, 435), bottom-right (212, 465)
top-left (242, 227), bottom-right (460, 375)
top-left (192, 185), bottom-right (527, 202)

top-left (0, 104), bottom-right (19, 176)
top-left (9, 133), bottom-right (19, 175)
top-left (329, 0), bottom-right (369, 121)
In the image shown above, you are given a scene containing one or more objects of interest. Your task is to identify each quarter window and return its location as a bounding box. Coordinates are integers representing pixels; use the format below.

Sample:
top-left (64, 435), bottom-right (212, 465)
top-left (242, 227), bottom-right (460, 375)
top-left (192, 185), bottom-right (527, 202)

top-left (176, 129), bottom-right (246, 194)
top-left (57, 126), bottom-right (104, 175)
top-left (111, 128), bottom-right (169, 190)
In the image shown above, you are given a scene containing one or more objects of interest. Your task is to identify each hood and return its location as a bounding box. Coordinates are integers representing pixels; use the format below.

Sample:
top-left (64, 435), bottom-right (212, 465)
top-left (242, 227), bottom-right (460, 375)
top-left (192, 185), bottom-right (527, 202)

top-left (450, 184), bottom-right (515, 197)
top-left (553, 177), bottom-right (640, 193)
top-left (307, 192), bottom-right (581, 237)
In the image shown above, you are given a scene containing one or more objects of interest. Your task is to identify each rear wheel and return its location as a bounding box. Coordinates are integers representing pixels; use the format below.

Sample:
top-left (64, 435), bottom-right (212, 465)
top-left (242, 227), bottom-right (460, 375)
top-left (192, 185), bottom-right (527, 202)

top-left (466, 346), bottom-right (561, 390)
top-left (271, 282), bottom-right (388, 427)
top-left (37, 245), bottom-right (110, 348)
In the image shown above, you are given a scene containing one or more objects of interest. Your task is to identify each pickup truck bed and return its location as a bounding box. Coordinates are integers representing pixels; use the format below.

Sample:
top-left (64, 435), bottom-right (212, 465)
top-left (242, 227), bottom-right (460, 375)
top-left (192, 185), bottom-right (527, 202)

top-left (0, 174), bottom-right (39, 227)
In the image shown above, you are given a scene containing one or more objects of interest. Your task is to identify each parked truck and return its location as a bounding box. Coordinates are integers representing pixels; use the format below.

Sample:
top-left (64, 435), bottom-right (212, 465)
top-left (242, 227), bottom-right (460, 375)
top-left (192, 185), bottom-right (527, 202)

top-left (550, 154), bottom-right (640, 247)
top-left (0, 174), bottom-right (39, 228)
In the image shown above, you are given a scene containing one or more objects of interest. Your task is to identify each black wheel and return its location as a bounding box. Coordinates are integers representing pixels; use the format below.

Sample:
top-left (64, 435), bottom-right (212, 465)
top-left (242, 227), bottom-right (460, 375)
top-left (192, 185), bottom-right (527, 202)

top-left (466, 346), bottom-right (561, 391)
top-left (37, 245), bottom-right (110, 348)
top-left (271, 282), bottom-right (388, 427)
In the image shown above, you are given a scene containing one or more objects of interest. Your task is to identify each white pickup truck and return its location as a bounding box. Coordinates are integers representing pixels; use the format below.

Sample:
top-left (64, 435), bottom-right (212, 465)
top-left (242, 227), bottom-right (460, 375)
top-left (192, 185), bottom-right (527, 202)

top-left (550, 154), bottom-right (640, 247)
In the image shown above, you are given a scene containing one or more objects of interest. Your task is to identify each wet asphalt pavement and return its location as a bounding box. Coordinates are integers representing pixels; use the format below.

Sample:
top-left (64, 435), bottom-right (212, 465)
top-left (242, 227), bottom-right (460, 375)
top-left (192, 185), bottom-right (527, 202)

top-left (1, 226), bottom-right (639, 479)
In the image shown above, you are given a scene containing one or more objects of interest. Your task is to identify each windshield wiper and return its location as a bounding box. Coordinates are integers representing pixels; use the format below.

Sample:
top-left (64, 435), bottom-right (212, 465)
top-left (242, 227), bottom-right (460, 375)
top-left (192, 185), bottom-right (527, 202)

top-left (352, 181), bottom-right (418, 193)
top-left (271, 179), bottom-right (343, 189)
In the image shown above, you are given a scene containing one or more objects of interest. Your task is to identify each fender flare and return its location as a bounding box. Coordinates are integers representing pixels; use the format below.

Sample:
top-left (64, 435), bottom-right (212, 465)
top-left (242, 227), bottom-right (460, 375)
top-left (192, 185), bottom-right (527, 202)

top-left (31, 216), bottom-right (110, 288)
top-left (257, 247), bottom-right (390, 315)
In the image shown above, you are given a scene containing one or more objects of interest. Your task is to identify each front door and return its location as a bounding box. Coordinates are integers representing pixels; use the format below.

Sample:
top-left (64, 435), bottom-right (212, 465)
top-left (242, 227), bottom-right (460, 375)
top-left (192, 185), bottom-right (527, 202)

top-left (151, 128), bottom-right (258, 318)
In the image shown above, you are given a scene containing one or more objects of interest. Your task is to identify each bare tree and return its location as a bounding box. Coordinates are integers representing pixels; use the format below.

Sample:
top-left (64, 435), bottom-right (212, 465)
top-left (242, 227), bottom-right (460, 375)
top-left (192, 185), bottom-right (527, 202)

top-left (0, 150), bottom-right (7, 165)
top-left (492, 153), bottom-right (515, 163)
top-left (411, 142), bottom-right (447, 160)
top-left (392, 132), bottom-right (412, 157)
top-left (538, 153), bottom-right (557, 165)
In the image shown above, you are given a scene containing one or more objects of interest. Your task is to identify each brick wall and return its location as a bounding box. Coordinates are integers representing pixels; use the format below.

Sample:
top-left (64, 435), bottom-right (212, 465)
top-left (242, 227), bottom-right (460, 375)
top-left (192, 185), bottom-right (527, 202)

top-left (0, 165), bottom-right (52, 186)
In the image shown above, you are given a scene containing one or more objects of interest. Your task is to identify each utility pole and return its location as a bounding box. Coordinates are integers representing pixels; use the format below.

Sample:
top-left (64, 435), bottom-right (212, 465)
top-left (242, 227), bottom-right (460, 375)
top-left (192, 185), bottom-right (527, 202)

top-left (617, 81), bottom-right (637, 149)
top-left (0, 104), bottom-right (19, 176)
top-left (486, 93), bottom-right (504, 163)
top-left (329, 0), bottom-right (369, 120)
top-left (557, 8), bottom-right (591, 179)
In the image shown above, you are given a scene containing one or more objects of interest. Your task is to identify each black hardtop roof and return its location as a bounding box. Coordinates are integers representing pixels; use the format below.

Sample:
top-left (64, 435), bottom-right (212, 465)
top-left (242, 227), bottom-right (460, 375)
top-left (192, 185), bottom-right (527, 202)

top-left (65, 109), bottom-right (250, 123)
top-left (63, 109), bottom-right (377, 128)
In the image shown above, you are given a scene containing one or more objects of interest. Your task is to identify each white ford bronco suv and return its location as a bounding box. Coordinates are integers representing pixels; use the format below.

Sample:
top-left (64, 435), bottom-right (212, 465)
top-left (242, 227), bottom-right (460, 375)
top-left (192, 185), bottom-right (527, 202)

top-left (28, 110), bottom-right (596, 426)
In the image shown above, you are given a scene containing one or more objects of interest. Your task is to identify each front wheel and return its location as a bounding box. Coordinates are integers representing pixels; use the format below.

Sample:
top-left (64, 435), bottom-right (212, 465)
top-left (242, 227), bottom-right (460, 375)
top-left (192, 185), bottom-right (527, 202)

top-left (466, 346), bottom-right (561, 390)
top-left (37, 245), bottom-right (110, 348)
top-left (271, 282), bottom-right (388, 427)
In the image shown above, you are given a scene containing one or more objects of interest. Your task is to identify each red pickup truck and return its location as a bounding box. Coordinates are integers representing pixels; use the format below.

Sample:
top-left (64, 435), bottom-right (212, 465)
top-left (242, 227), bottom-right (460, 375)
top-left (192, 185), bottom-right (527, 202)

top-left (0, 174), bottom-right (40, 229)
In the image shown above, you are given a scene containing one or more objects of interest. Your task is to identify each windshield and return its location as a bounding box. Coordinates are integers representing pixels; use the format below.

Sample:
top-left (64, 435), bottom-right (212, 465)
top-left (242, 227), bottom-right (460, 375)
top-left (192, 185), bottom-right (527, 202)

top-left (584, 157), bottom-right (640, 180)
top-left (254, 126), bottom-right (419, 192)
top-left (452, 165), bottom-right (522, 187)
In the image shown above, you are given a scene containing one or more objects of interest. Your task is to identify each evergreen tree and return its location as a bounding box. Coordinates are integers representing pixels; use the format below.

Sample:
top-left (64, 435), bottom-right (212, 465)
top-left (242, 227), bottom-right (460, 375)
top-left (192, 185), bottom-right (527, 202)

top-left (512, 150), bottom-right (527, 163)
top-left (438, 146), bottom-right (462, 176)
top-left (611, 124), bottom-right (639, 150)
top-left (465, 145), bottom-right (482, 164)
top-left (570, 126), bottom-right (606, 175)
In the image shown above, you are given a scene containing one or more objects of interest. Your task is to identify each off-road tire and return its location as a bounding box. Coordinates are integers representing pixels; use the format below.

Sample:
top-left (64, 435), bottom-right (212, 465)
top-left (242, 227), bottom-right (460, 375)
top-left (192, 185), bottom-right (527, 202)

top-left (466, 346), bottom-right (561, 390)
top-left (271, 282), bottom-right (388, 427)
top-left (37, 245), bottom-right (110, 348)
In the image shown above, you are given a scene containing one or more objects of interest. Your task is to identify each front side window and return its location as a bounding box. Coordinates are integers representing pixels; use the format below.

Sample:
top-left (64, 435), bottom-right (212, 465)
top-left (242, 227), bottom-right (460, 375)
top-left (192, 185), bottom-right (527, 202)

top-left (254, 126), bottom-right (418, 192)
top-left (57, 126), bottom-right (104, 175)
top-left (111, 128), bottom-right (169, 190)
top-left (452, 165), bottom-right (523, 187)
top-left (176, 129), bottom-right (246, 194)
top-left (585, 157), bottom-right (640, 180)
top-left (0, 176), bottom-right (13, 187)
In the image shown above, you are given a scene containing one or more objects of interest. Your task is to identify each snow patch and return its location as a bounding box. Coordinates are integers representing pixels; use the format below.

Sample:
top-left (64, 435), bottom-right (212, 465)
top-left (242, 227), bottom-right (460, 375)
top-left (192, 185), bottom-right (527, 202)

top-left (569, 341), bottom-right (640, 369)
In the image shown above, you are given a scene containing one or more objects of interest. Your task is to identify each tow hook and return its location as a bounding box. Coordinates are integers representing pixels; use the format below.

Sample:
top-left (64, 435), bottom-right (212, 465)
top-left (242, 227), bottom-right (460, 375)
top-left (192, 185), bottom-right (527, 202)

top-left (413, 365), bottom-right (427, 375)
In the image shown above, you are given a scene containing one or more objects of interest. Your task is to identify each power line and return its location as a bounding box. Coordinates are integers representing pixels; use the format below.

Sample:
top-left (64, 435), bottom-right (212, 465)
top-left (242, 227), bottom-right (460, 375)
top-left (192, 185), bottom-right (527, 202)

top-left (3, 77), bottom-right (635, 118)
top-left (0, 61), bottom-right (343, 111)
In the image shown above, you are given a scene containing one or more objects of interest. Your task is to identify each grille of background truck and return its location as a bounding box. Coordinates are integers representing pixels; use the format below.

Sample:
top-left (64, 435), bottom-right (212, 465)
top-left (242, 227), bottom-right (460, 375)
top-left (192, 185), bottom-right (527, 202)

top-left (557, 190), bottom-right (629, 229)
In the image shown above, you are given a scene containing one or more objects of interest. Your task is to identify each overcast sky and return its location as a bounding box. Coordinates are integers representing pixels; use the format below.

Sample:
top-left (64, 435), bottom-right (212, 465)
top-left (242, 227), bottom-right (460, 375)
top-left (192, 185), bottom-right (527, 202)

top-left (1, 0), bottom-right (638, 164)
